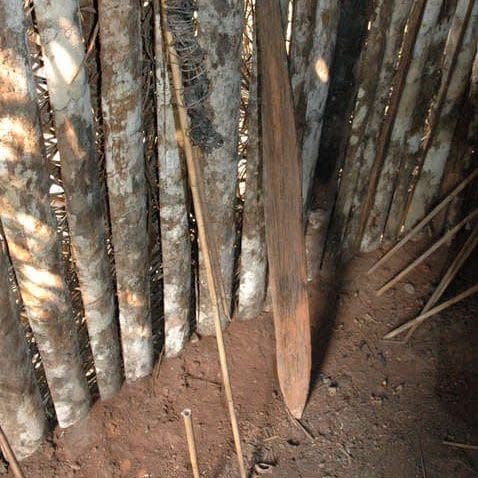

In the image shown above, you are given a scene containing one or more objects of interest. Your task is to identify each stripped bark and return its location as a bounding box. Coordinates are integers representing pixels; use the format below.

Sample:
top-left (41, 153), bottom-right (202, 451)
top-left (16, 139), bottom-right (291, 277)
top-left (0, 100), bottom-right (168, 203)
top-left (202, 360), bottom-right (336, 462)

top-left (33, 0), bottom-right (122, 399)
top-left (196, 0), bottom-right (244, 335)
top-left (0, 233), bottom-right (46, 459)
top-left (329, 0), bottom-right (409, 260)
top-left (0, 0), bottom-right (91, 427)
top-left (238, 26), bottom-right (267, 321)
top-left (98, 0), bottom-right (153, 379)
top-left (363, 0), bottom-right (443, 247)
top-left (154, 3), bottom-right (192, 356)
top-left (290, 1), bottom-right (340, 209)
top-left (405, 0), bottom-right (478, 229)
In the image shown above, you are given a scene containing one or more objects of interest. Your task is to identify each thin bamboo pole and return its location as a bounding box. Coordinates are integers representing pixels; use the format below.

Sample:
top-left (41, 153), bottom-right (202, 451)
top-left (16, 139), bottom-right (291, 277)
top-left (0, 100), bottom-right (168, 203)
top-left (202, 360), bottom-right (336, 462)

top-left (368, 167), bottom-right (478, 275)
top-left (376, 207), bottom-right (478, 296)
top-left (0, 424), bottom-right (25, 478)
top-left (405, 223), bottom-right (478, 339)
top-left (181, 409), bottom-right (200, 478)
top-left (384, 283), bottom-right (478, 339)
top-left (159, 3), bottom-right (247, 476)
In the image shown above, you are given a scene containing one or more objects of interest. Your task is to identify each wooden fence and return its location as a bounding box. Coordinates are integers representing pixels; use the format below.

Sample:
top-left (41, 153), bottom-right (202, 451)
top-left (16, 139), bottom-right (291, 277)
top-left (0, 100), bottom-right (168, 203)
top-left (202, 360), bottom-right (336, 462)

top-left (0, 0), bottom-right (477, 459)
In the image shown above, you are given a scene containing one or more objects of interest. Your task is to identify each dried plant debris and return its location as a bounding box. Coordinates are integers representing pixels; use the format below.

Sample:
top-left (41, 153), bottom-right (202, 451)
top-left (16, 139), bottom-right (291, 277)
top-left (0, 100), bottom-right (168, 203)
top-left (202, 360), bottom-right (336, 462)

top-left (165, 0), bottom-right (223, 151)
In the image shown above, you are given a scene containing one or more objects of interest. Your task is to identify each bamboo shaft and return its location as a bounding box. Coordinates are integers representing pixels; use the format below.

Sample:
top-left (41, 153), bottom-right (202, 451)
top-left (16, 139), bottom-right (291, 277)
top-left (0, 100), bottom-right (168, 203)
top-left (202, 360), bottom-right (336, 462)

top-left (405, 223), bottom-right (478, 339)
top-left (384, 283), bottom-right (478, 339)
top-left (181, 409), bottom-right (200, 478)
top-left (0, 425), bottom-right (25, 478)
top-left (368, 168), bottom-right (478, 275)
top-left (159, 4), bottom-right (246, 477)
top-left (376, 207), bottom-right (478, 296)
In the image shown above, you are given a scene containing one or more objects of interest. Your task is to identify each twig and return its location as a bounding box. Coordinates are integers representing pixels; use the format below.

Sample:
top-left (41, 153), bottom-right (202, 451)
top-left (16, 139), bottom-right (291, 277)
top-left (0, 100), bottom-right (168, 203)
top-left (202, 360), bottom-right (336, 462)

top-left (368, 168), bottom-right (478, 275)
top-left (159, 3), bottom-right (246, 477)
top-left (384, 282), bottom-right (478, 339)
top-left (443, 440), bottom-right (478, 451)
top-left (376, 208), bottom-right (478, 296)
top-left (285, 408), bottom-right (315, 443)
top-left (0, 424), bottom-right (25, 478)
top-left (181, 409), bottom-right (200, 478)
top-left (68, 21), bottom-right (99, 85)
top-left (405, 223), bottom-right (478, 340)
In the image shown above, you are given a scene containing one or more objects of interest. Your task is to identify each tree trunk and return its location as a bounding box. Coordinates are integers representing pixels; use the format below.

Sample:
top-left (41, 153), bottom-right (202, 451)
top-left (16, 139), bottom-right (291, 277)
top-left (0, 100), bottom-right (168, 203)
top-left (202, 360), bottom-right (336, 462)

top-left (33, 0), bottom-right (122, 399)
top-left (363, 0), bottom-right (442, 247)
top-left (154, 3), bottom-right (192, 357)
top-left (290, 1), bottom-right (340, 209)
top-left (404, 0), bottom-right (478, 229)
top-left (0, 0), bottom-right (91, 428)
top-left (98, 0), bottom-right (153, 379)
top-left (195, 0), bottom-right (244, 335)
top-left (238, 26), bottom-right (267, 321)
top-left (0, 232), bottom-right (46, 459)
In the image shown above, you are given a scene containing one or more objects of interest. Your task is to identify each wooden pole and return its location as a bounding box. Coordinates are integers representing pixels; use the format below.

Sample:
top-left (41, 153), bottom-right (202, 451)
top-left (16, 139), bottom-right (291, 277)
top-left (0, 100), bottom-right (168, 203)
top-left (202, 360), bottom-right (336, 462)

top-left (405, 223), bottom-right (478, 339)
top-left (384, 283), bottom-right (478, 339)
top-left (159, 3), bottom-right (246, 476)
top-left (368, 168), bottom-right (478, 275)
top-left (181, 409), bottom-right (200, 478)
top-left (376, 207), bottom-right (478, 296)
top-left (0, 424), bottom-right (25, 478)
top-left (257, 0), bottom-right (312, 419)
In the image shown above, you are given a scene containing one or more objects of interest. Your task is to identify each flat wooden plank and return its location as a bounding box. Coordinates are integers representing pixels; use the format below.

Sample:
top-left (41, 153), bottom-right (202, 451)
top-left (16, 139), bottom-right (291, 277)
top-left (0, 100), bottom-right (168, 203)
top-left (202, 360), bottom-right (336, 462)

top-left (256, 0), bottom-right (311, 419)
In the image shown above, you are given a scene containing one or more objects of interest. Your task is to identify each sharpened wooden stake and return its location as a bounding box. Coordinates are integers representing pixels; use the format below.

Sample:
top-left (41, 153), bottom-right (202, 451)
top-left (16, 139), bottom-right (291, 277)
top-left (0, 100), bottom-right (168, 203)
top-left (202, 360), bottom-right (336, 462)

top-left (376, 207), bottom-right (478, 296)
top-left (257, 0), bottom-right (311, 419)
top-left (0, 424), bottom-right (25, 478)
top-left (159, 3), bottom-right (246, 477)
top-left (368, 168), bottom-right (478, 275)
top-left (384, 283), bottom-right (478, 339)
top-left (181, 409), bottom-right (200, 478)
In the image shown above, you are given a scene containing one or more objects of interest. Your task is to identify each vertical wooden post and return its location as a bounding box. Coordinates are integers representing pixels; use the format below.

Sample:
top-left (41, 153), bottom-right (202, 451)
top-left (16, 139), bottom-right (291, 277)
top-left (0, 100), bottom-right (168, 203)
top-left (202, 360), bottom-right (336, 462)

top-left (0, 0), bottom-right (90, 428)
top-left (154, 3), bottom-right (192, 357)
top-left (195, 0), bottom-right (244, 336)
top-left (257, 0), bottom-right (311, 419)
top-left (98, 0), bottom-right (153, 380)
top-left (0, 233), bottom-right (46, 459)
top-left (32, 0), bottom-right (122, 399)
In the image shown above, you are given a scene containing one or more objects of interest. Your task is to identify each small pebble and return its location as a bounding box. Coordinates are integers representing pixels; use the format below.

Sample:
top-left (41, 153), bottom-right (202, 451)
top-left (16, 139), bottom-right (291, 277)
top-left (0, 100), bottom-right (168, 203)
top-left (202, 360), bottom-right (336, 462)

top-left (404, 282), bottom-right (415, 294)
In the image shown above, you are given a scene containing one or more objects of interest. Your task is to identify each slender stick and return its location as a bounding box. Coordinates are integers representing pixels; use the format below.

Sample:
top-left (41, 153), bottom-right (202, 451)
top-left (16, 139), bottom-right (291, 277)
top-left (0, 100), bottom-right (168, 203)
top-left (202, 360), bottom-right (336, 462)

top-left (405, 223), bottom-right (478, 339)
top-left (0, 425), bottom-right (25, 478)
top-left (368, 168), bottom-right (478, 275)
top-left (443, 440), bottom-right (478, 451)
top-left (384, 282), bottom-right (478, 339)
top-left (159, 4), bottom-right (246, 477)
top-left (181, 409), bottom-right (200, 478)
top-left (376, 208), bottom-right (478, 296)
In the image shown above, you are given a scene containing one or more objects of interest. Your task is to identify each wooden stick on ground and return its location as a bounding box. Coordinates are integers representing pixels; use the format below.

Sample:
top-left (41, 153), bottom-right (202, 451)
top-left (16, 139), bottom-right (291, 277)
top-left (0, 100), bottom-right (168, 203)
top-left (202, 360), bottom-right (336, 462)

top-left (368, 168), bottom-right (478, 275)
top-left (376, 208), bottom-right (478, 296)
top-left (404, 223), bottom-right (478, 340)
top-left (181, 409), bottom-right (200, 478)
top-left (384, 283), bottom-right (478, 339)
top-left (443, 440), bottom-right (478, 451)
top-left (159, 3), bottom-right (246, 477)
top-left (0, 424), bottom-right (25, 478)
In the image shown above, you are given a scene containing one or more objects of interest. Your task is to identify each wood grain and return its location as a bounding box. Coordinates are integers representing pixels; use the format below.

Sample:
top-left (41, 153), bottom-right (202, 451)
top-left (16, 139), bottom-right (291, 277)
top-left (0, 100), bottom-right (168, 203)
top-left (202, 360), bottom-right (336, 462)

top-left (257, 0), bottom-right (311, 418)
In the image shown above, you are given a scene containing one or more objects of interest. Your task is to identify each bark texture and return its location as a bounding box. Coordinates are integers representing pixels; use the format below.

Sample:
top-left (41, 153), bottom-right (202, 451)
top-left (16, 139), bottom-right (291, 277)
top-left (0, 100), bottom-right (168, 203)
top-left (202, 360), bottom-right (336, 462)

top-left (98, 0), bottom-right (153, 380)
top-left (290, 1), bottom-right (340, 209)
top-left (238, 29), bottom-right (267, 321)
top-left (196, 0), bottom-right (244, 335)
top-left (363, 0), bottom-right (442, 247)
top-left (33, 0), bottom-right (122, 399)
top-left (405, 0), bottom-right (478, 229)
top-left (0, 0), bottom-right (91, 428)
top-left (155, 4), bottom-right (192, 357)
top-left (330, 0), bottom-right (412, 259)
top-left (0, 234), bottom-right (46, 459)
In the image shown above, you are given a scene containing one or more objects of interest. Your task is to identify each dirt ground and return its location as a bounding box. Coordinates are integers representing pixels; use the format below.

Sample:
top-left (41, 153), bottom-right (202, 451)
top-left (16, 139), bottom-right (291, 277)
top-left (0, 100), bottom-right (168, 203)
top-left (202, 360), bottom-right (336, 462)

top-left (13, 240), bottom-right (478, 477)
